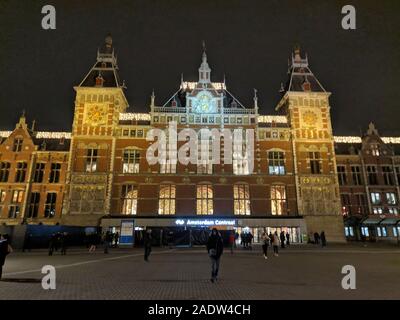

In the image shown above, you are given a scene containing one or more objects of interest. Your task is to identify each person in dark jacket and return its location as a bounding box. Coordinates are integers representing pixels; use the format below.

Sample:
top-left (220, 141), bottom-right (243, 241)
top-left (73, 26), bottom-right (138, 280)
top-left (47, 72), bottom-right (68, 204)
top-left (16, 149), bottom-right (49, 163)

top-left (48, 233), bottom-right (57, 256)
top-left (104, 231), bottom-right (113, 254)
top-left (320, 231), bottom-right (327, 247)
top-left (286, 232), bottom-right (290, 246)
top-left (60, 232), bottom-right (68, 255)
top-left (206, 228), bottom-right (224, 283)
top-left (314, 232), bottom-right (320, 245)
top-left (280, 231), bottom-right (286, 249)
top-left (0, 234), bottom-right (12, 279)
top-left (144, 229), bottom-right (152, 261)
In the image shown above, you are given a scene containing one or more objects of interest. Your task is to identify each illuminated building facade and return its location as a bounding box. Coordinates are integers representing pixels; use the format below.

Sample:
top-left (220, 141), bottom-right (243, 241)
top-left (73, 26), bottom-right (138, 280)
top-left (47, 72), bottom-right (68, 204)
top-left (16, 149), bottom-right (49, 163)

top-left (0, 37), bottom-right (399, 243)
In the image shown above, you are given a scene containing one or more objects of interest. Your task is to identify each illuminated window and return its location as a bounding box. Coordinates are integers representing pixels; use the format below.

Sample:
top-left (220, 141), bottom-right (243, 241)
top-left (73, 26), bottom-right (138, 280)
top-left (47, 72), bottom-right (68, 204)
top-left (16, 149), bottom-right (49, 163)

top-left (160, 135), bottom-right (177, 174)
top-left (123, 150), bottom-right (140, 173)
top-left (44, 193), bottom-right (57, 218)
top-left (351, 166), bottom-right (362, 185)
top-left (15, 162), bottom-right (27, 183)
top-left (86, 148), bottom-right (98, 172)
top-left (309, 152), bottom-right (321, 174)
top-left (268, 151), bottom-right (285, 175)
top-left (0, 189), bottom-right (5, 215)
top-left (337, 165), bottom-right (347, 185)
top-left (33, 163), bottom-right (45, 183)
top-left (28, 192), bottom-right (40, 218)
top-left (367, 166), bottom-right (377, 185)
top-left (196, 184), bottom-right (213, 215)
top-left (121, 185), bottom-right (138, 215)
top-left (376, 226), bottom-right (387, 237)
top-left (49, 163), bottom-right (61, 183)
top-left (361, 227), bottom-right (369, 237)
top-left (160, 160), bottom-right (177, 174)
top-left (271, 185), bottom-right (287, 216)
top-left (233, 184), bottom-right (250, 215)
top-left (393, 227), bottom-right (400, 237)
top-left (370, 192), bottom-right (381, 205)
top-left (386, 192), bottom-right (397, 205)
top-left (355, 194), bottom-right (367, 214)
top-left (158, 184), bottom-right (176, 215)
top-left (344, 227), bottom-right (354, 237)
top-left (13, 138), bottom-right (23, 152)
top-left (382, 166), bottom-right (394, 185)
top-left (371, 144), bottom-right (380, 156)
top-left (8, 190), bottom-right (24, 218)
top-left (0, 162), bottom-right (10, 182)
top-left (372, 207), bottom-right (383, 214)
top-left (341, 194), bottom-right (351, 215)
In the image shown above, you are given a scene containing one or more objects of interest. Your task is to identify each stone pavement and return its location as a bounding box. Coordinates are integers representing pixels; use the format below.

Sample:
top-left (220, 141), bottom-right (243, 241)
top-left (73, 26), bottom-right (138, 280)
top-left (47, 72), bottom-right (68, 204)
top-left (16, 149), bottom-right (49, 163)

top-left (0, 244), bottom-right (399, 300)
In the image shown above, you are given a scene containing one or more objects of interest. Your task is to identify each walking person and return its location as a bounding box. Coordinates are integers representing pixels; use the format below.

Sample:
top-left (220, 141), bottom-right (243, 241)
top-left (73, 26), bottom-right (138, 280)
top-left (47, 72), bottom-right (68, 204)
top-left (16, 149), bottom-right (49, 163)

top-left (261, 232), bottom-right (270, 259)
top-left (269, 232), bottom-right (274, 246)
top-left (273, 231), bottom-right (279, 257)
top-left (206, 228), bottom-right (224, 283)
top-left (144, 229), bottom-right (152, 261)
top-left (23, 233), bottom-right (33, 252)
top-left (320, 231), bottom-right (327, 247)
top-left (248, 232), bottom-right (254, 250)
top-left (48, 233), bottom-right (56, 256)
top-left (234, 231), bottom-right (239, 248)
top-left (286, 232), bottom-right (290, 246)
top-left (103, 231), bottom-right (112, 254)
top-left (114, 232), bottom-right (119, 248)
top-left (280, 231), bottom-right (286, 249)
top-left (0, 234), bottom-right (12, 280)
top-left (88, 233), bottom-right (97, 253)
top-left (229, 231), bottom-right (235, 254)
top-left (60, 232), bottom-right (68, 255)
top-left (314, 232), bottom-right (320, 245)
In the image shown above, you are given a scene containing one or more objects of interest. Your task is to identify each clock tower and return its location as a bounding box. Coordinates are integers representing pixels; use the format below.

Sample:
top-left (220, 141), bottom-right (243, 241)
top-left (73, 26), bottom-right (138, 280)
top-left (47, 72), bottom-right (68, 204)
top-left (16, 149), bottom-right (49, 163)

top-left (276, 47), bottom-right (345, 242)
top-left (62, 35), bottom-right (128, 226)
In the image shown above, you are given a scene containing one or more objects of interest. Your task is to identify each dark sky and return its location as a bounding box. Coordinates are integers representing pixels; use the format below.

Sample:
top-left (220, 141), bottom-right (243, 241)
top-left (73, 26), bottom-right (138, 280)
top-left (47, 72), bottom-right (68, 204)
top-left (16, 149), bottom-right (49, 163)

top-left (0, 0), bottom-right (399, 135)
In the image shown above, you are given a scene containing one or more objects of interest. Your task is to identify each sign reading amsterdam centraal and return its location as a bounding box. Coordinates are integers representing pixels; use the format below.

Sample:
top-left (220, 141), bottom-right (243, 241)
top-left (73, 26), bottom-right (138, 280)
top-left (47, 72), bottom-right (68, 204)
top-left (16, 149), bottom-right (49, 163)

top-left (175, 219), bottom-right (236, 227)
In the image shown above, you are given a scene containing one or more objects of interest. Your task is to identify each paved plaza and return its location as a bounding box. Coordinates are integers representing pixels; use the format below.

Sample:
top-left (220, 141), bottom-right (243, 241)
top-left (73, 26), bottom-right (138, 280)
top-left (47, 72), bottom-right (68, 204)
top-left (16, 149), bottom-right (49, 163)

top-left (0, 244), bottom-right (399, 300)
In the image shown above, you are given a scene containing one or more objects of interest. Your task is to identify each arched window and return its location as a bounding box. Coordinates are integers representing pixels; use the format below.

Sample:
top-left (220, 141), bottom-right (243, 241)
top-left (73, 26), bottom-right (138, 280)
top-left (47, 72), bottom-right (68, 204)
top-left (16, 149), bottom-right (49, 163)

top-left (233, 184), bottom-right (250, 215)
top-left (158, 184), bottom-right (176, 215)
top-left (271, 185), bottom-right (286, 216)
top-left (121, 185), bottom-right (138, 215)
top-left (268, 151), bottom-right (285, 175)
top-left (196, 184), bottom-right (213, 215)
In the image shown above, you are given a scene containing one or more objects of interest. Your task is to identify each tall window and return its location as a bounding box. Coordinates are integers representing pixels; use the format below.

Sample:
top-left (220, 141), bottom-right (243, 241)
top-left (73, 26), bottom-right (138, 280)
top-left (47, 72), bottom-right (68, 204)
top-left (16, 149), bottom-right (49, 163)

top-left (123, 150), bottom-right (140, 173)
top-left (268, 151), bottom-right (285, 175)
top-left (196, 184), bottom-right (213, 215)
top-left (0, 162), bottom-right (10, 182)
top-left (44, 193), bottom-right (57, 218)
top-left (233, 184), bottom-right (250, 215)
top-left (49, 163), bottom-right (61, 183)
top-left (309, 152), bottom-right (321, 174)
top-left (341, 194), bottom-right (351, 215)
top-left (13, 138), bottom-right (23, 152)
top-left (337, 166), bottom-right (347, 185)
top-left (33, 163), bottom-right (45, 183)
top-left (197, 137), bottom-right (213, 174)
top-left (271, 185), bottom-right (287, 216)
top-left (158, 184), bottom-right (176, 215)
top-left (367, 166), bottom-right (378, 185)
top-left (370, 192), bottom-right (381, 205)
top-left (351, 166), bottom-right (362, 185)
top-left (160, 135), bottom-right (177, 174)
top-left (396, 167), bottom-right (400, 185)
top-left (371, 144), bottom-right (380, 156)
top-left (8, 190), bottom-right (24, 218)
top-left (28, 192), bottom-right (40, 218)
top-left (86, 148), bottom-right (98, 172)
top-left (382, 166), bottom-right (394, 185)
top-left (386, 192), bottom-right (397, 205)
top-left (121, 185), bottom-right (138, 215)
top-left (15, 162), bottom-right (27, 183)
top-left (233, 135), bottom-right (250, 175)
top-left (355, 194), bottom-right (367, 214)
top-left (0, 189), bottom-right (6, 214)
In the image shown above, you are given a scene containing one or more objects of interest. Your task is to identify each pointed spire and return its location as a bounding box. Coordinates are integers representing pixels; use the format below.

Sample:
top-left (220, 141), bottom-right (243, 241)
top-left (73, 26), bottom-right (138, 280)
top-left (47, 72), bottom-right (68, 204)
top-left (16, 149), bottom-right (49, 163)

top-left (253, 88), bottom-right (258, 110)
top-left (150, 89), bottom-right (155, 107)
top-left (279, 82), bottom-right (285, 94)
top-left (31, 119), bottom-right (36, 132)
top-left (16, 110), bottom-right (27, 129)
top-left (198, 41), bottom-right (211, 84)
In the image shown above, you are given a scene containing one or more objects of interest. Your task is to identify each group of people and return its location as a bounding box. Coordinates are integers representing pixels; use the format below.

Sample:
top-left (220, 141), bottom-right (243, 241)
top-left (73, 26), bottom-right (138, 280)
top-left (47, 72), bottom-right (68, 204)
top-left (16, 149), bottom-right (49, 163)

top-left (87, 231), bottom-right (119, 253)
top-left (0, 234), bottom-right (12, 279)
top-left (260, 230), bottom-right (291, 259)
top-left (308, 231), bottom-right (327, 247)
top-left (239, 231), bottom-right (254, 249)
top-left (48, 232), bottom-right (68, 256)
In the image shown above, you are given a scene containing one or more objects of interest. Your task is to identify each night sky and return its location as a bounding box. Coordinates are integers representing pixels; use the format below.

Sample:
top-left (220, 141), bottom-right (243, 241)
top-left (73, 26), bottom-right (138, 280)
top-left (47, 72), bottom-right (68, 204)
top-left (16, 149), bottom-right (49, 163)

top-left (0, 0), bottom-right (399, 135)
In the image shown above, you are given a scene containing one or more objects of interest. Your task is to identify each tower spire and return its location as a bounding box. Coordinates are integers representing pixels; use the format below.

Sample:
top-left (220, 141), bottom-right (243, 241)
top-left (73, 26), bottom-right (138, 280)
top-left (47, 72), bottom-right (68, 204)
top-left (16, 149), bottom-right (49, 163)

top-left (198, 41), bottom-right (211, 84)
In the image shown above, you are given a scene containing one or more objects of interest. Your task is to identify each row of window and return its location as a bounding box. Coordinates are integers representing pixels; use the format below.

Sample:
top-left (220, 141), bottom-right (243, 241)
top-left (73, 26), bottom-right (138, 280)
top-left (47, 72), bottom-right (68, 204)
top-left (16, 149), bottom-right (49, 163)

top-left (152, 115), bottom-right (255, 125)
top-left (359, 226), bottom-right (400, 238)
top-left (0, 190), bottom-right (57, 218)
top-left (341, 192), bottom-right (398, 215)
top-left (0, 162), bottom-right (61, 183)
top-left (337, 165), bottom-right (400, 186)
top-left (121, 184), bottom-right (288, 216)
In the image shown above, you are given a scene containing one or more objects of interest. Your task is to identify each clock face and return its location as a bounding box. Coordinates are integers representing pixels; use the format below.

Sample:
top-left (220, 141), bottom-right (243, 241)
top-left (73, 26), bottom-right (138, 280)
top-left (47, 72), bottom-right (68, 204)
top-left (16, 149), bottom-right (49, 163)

top-left (193, 92), bottom-right (215, 113)
top-left (85, 104), bottom-right (107, 126)
top-left (302, 110), bottom-right (318, 127)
